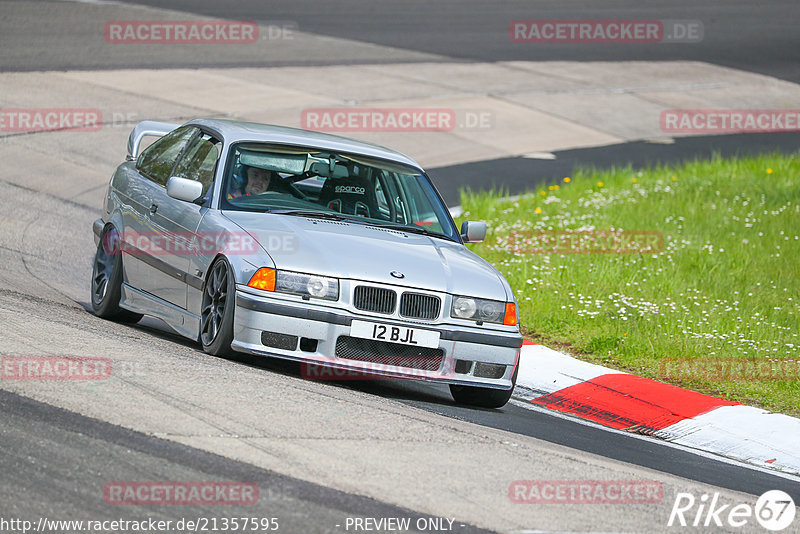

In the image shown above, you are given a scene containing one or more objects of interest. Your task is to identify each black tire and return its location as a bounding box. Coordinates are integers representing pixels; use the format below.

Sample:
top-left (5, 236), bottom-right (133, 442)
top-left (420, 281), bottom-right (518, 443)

top-left (200, 257), bottom-right (236, 356)
top-left (91, 227), bottom-right (143, 323)
top-left (450, 364), bottom-right (518, 409)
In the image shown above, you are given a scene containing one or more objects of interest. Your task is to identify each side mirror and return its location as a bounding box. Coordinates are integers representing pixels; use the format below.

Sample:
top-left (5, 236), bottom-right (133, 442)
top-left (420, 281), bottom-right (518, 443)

top-left (460, 221), bottom-right (487, 243)
top-left (166, 176), bottom-right (204, 204)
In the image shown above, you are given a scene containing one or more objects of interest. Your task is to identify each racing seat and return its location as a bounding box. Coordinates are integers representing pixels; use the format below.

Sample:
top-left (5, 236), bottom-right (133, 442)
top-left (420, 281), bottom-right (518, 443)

top-left (318, 175), bottom-right (380, 218)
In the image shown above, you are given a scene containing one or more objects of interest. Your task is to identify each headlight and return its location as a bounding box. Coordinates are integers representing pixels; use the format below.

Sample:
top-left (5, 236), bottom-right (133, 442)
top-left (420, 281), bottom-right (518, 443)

top-left (247, 268), bottom-right (339, 300)
top-left (276, 270), bottom-right (339, 300)
top-left (452, 297), bottom-right (478, 318)
top-left (451, 296), bottom-right (516, 325)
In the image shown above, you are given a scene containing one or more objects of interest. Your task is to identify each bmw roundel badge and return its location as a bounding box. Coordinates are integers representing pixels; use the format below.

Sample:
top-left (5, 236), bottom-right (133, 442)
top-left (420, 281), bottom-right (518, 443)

top-left (390, 271), bottom-right (405, 279)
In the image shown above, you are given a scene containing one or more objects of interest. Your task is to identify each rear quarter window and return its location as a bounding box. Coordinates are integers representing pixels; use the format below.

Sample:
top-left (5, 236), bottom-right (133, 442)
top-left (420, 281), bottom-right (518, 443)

top-left (136, 126), bottom-right (198, 186)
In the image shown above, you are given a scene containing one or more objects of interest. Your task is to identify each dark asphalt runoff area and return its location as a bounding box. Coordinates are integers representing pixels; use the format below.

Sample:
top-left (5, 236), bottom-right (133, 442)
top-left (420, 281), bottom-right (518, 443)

top-left (49, 0), bottom-right (800, 83)
top-left (2, 1), bottom-right (798, 83)
top-left (0, 388), bottom-right (493, 534)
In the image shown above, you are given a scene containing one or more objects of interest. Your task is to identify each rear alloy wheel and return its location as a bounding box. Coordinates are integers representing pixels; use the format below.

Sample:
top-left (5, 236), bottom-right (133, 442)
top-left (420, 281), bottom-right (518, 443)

top-left (450, 364), bottom-right (518, 409)
top-left (91, 227), bottom-right (143, 323)
top-left (200, 257), bottom-right (235, 356)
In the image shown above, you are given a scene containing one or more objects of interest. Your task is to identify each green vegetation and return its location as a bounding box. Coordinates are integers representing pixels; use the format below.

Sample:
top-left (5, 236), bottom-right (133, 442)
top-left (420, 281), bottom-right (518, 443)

top-left (457, 153), bottom-right (800, 415)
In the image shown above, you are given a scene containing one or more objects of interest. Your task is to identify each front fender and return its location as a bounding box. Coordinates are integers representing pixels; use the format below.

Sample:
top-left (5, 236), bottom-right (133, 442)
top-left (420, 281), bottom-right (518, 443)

top-left (186, 210), bottom-right (277, 316)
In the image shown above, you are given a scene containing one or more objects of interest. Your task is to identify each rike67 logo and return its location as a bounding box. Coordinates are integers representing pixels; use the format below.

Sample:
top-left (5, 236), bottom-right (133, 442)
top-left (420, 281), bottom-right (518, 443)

top-left (668, 490), bottom-right (796, 531)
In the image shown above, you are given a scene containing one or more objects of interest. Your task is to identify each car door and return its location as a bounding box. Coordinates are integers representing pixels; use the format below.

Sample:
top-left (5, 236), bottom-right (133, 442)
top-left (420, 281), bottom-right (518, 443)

top-left (152, 131), bottom-right (221, 310)
top-left (122, 125), bottom-right (199, 306)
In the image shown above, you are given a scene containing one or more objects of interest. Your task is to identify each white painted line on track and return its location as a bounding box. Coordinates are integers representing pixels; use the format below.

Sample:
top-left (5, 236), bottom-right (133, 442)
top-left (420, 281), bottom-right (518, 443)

top-left (522, 152), bottom-right (557, 160)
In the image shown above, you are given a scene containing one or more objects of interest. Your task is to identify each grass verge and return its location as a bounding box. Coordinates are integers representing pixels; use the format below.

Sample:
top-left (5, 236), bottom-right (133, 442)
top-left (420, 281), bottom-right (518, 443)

top-left (456, 152), bottom-right (800, 415)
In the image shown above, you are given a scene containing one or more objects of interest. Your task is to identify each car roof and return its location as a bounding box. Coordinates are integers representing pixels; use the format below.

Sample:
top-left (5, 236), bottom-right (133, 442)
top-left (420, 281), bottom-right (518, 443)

top-left (188, 118), bottom-right (424, 171)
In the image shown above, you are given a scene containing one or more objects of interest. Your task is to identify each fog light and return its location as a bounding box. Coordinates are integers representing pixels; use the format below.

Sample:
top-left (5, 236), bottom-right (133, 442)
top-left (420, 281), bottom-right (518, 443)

top-left (474, 363), bottom-right (506, 379)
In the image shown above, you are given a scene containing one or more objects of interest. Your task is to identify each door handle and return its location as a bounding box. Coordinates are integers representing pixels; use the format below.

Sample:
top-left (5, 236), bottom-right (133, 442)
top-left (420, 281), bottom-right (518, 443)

top-left (149, 203), bottom-right (158, 215)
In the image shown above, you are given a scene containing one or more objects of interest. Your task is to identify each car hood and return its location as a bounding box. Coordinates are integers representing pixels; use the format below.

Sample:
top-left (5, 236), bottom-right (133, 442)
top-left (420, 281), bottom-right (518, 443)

top-left (223, 212), bottom-right (508, 299)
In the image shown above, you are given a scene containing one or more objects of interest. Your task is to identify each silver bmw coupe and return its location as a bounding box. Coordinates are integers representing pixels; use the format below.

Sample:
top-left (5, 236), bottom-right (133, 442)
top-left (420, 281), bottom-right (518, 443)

top-left (91, 119), bottom-right (522, 407)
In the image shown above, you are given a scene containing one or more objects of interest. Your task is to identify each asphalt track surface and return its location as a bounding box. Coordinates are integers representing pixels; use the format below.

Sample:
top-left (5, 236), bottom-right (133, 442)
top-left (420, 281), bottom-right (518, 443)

top-left (4, 0), bottom-right (799, 83)
top-left (2, 1), bottom-right (800, 532)
top-left (319, 375), bottom-right (800, 503)
top-left (74, 311), bottom-right (800, 503)
top-left (1, 388), bottom-right (492, 534)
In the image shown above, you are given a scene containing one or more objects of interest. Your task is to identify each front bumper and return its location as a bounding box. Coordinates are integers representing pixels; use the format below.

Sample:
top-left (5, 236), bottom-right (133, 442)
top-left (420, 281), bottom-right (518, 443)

top-left (232, 288), bottom-right (522, 389)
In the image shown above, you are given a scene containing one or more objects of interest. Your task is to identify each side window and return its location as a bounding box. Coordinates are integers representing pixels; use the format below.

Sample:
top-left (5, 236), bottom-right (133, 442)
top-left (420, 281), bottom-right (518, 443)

top-left (172, 133), bottom-right (221, 192)
top-left (405, 176), bottom-right (444, 232)
top-left (136, 126), bottom-right (198, 186)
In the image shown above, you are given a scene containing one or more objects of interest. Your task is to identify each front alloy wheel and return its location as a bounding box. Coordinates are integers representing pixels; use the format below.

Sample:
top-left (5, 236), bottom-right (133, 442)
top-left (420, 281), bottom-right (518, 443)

top-left (200, 257), bottom-right (235, 356)
top-left (91, 227), bottom-right (142, 323)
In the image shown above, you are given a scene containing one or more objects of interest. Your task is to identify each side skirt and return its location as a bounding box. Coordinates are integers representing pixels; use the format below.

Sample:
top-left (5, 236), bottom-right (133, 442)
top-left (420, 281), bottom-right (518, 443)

top-left (120, 283), bottom-right (200, 341)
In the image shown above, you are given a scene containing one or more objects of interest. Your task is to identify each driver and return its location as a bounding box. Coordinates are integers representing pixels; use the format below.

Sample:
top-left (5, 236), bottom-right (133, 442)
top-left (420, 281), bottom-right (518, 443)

top-left (229, 165), bottom-right (274, 199)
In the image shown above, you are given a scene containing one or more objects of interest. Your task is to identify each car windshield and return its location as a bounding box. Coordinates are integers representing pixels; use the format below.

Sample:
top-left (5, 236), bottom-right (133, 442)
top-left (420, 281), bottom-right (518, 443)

top-left (220, 143), bottom-right (459, 241)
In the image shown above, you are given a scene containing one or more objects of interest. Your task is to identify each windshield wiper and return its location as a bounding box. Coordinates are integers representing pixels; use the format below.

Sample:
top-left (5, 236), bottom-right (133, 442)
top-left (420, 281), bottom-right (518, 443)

top-left (269, 209), bottom-right (356, 222)
top-left (271, 211), bottom-right (454, 240)
top-left (368, 222), bottom-right (453, 241)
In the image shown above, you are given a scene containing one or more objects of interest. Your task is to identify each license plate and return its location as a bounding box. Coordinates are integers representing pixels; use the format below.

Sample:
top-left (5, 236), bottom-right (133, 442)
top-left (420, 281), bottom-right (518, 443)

top-left (350, 320), bottom-right (440, 349)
